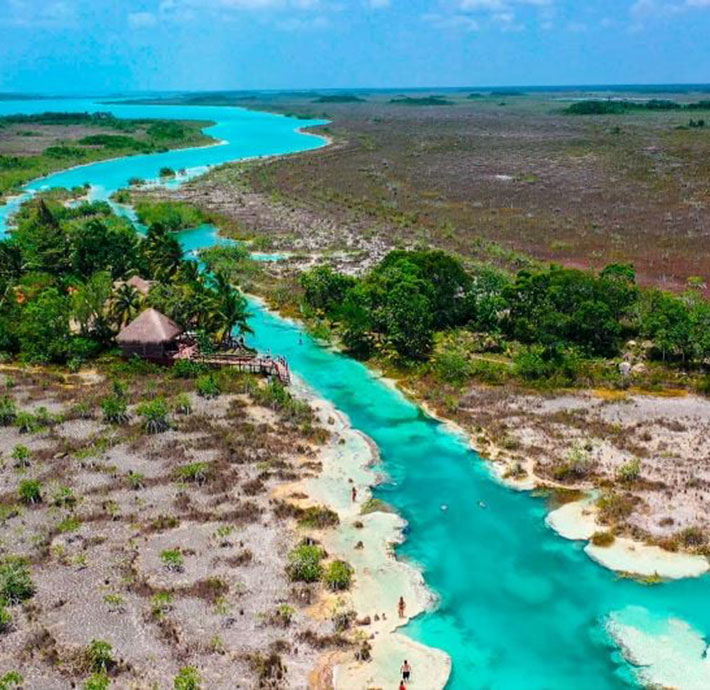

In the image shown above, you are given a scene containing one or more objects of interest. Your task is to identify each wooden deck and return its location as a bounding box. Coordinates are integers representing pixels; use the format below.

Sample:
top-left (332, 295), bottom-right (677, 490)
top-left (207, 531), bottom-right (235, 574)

top-left (193, 353), bottom-right (292, 385)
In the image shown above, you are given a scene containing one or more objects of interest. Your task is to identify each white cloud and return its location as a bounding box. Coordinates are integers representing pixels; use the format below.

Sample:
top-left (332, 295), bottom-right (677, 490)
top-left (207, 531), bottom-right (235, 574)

top-left (422, 12), bottom-right (480, 30)
top-left (128, 11), bottom-right (158, 28)
top-left (2, 0), bottom-right (78, 28)
top-left (425, 0), bottom-right (553, 32)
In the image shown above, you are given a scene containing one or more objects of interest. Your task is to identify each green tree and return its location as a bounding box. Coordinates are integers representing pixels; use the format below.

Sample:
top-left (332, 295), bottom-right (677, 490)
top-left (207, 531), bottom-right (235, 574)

top-left (111, 282), bottom-right (141, 329)
top-left (72, 271), bottom-right (113, 341)
top-left (18, 287), bottom-right (71, 362)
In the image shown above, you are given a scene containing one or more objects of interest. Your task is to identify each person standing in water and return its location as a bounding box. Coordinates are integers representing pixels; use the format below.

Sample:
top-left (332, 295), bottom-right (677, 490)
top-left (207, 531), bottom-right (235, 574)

top-left (351, 486), bottom-right (357, 502)
top-left (398, 596), bottom-right (406, 618)
top-left (401, 659), bottom-right (412, 683)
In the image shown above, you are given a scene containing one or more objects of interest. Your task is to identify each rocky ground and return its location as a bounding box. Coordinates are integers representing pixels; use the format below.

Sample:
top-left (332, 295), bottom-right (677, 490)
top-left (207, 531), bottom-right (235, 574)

top-left (0, 363), bottom-right (349, 689)
top-left (446, 383), bottom-right (710, 551)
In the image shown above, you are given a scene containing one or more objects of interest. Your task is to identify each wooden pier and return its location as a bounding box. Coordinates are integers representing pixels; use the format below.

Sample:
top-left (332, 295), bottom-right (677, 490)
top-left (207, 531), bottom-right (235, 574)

top-left (193, 353), bottom-right (292, 385)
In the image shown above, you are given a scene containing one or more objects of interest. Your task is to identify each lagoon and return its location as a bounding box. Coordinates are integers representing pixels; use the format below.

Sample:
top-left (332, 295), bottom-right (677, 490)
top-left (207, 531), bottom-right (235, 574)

top-left (1, 98), bottom-right (709, 689)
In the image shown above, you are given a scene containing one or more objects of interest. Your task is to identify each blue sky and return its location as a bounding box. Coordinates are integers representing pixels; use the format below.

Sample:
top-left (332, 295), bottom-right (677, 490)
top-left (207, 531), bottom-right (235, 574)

top-left (1, 0), bottom-right (709, 92)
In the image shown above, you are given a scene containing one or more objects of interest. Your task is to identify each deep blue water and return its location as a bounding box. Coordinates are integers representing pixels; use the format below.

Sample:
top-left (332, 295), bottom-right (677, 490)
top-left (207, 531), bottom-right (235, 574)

top-left (1, 99), bottom-right (709, 690)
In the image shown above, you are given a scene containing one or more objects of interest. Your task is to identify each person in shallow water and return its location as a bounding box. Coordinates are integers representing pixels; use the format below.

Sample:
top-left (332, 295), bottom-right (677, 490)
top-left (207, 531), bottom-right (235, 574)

top-left (398, 596), bottom-right (406, 618)
top-left (401, 659), bottom-right (412, 682)
top-left (351, 486), bottom-right (357, 502)
top-left (399, 682), bottom-right (406, 690)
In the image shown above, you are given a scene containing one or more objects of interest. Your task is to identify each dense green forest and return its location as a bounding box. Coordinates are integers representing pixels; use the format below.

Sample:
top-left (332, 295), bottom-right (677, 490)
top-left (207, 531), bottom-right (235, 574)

top-left (0, 112), bottom-right (214, 200)
top-left (0, 193), bottom-right (249, 365)
top-left (299, 250), bottom-right (710, 386)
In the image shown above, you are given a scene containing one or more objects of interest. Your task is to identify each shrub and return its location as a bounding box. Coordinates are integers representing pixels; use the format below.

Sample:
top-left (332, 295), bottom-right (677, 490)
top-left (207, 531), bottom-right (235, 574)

top-left (150, 591), bottom-right (174, 618)
top-left (590, 531), bottom-right (615, 547)
top-left (15, 411), bottom-right (40, 433)
top-left (160, 549), bottom-right (184, 572)
top-left (83, 673), bottom-right (110, 690)
top-left (100, 395), bottom-right (129, 425)
top-left (174, 666), bottom-right (201, 690)
top-left (360, 498), bottom-right (391, 515)
top-left (173, 393), bottom-right (192, 415)
top-left (286, 544), bottom-right (324, 583)
top-left (0, 556), bottom-right (35, 604)
top-left (298, 506), bottom-right (340, 529)
top-left (18, 479), bottom-right (42, 504)
top-left (0, 397), bottom-right (16, 425)
top-left (597, 491), bottom-right (635, 524)
top-left (0, 672), bottom-right (22, 690)
top-left (172, 359), bottom-right (206, 379)
top-left (11, 445), bottom-right (30, 468)
top-left (174, 462), bottom-right (210, 485)
top-left (125, 471), bottom-right (145, 490)
top-left (0, 602), bottom-right (12, 632)
top-left (52, 486), bottom-right (76, 507)
top-left (323, 560), bottom-right (354, 592)
top-left (617, 458), bottom-right (641, 483)
top-left (159, 167), bottom-right (176, 178)
top-left (85, 639), bottom-right (115, 673)
top-left (196, 374), bottom-right (220, 399)
top-left (136, 397), bottom-right (170, 434)
top-left (57, 516), bottom-right (81, 533)
top-left (680, 527), bottom-right (707, 548)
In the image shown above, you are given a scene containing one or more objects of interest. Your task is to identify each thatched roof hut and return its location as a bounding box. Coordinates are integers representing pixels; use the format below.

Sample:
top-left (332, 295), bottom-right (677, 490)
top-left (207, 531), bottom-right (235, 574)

top-left (116, 308), bottom-right (182, 361)
top-left (112, 275), bottom-right (154, 297)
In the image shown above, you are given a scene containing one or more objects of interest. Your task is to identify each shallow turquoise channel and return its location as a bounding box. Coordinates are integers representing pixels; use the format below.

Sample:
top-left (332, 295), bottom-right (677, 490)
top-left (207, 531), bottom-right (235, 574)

top-left (2, 98), bottom-right (709, 689)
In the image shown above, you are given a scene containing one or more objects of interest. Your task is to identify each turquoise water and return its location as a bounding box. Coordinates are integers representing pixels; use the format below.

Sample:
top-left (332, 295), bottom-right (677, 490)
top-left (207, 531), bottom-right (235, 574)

top-left (2, 99), bottom-right (710, 689)
top-left (0, 98), bottom-right (326, 231)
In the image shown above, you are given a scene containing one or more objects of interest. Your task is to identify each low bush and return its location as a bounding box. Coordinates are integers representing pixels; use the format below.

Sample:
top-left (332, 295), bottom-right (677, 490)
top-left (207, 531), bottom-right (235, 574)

top-left (196, 374), bottom-right (220, 399)
top-left (286, 544), bottom-right (324, 583)
top-left (323, 560), bottom-right (354, 592)
top-left (100, 395), bottom-right (129, 425)
top-left (590, 531), bottom-right (615, 547)
top-left (298, 506), bottom-right (340, 529)
top-left (0, 397), bottom-right (16, 425)
top-left (136, 397), bottom-right (171, 433)
top-left (161, 549), bottom-right (184, 572)
top-left (83, 673), bottom-right (110, 690)
top-left (11, 445), bottom-right (30, 468)
top-left (0, 556), bottom-right (34, 604)
top-left (172, 359), bottom-right (207, 379)
top-left (174, 666), bottom-right (201, 690)
top-left (85, 639), bottom-right (115, 673)
top-left (0, 672), bottom-right (22, 690)
top-left (18, 479), bottom-right (42, 504)
top-left (174, 462), bottom-right (211, 485)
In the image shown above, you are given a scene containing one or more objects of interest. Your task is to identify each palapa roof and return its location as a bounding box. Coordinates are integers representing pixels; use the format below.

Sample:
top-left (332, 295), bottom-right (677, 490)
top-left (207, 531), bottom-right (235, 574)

top-left (125, 275), bottom-right (154, 296)
top-left (116, 308), bottom-right (182, 345)
top-left (113, 275), bottom-right (154, 297)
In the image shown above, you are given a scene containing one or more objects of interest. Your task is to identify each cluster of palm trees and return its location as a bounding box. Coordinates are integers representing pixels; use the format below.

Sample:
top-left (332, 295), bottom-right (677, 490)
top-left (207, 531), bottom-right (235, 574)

top-left (139, 224), bottom-right (252, 347)
top-left (72, 223), bottom-right (252, 349)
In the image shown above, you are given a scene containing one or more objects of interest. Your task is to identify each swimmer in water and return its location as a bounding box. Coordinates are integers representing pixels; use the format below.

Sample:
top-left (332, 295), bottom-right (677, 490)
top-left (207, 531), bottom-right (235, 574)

top-left (478, 500), bottom-right (487, 509)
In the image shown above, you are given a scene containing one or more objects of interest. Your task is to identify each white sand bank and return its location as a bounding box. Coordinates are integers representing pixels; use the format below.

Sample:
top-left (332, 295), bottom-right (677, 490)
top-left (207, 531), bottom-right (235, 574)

top-left (547, 498), bottom-right (709, 579)
top-left (290, 380), bottom-right (451, 690)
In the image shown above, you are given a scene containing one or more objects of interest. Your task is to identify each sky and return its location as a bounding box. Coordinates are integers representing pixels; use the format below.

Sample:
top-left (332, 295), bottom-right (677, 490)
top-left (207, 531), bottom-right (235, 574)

top-left (1, 0), bottom-right (709, 93)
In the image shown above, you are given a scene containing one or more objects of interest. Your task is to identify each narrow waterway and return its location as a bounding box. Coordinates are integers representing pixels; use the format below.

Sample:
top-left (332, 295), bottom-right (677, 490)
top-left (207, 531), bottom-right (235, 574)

top-left (2, 99), bottom-right (709, 690)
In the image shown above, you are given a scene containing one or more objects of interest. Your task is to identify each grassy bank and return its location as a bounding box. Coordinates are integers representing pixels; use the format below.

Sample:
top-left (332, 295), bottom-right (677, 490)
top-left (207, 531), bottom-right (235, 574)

top-left (0, 112), bottom-right (216, 201)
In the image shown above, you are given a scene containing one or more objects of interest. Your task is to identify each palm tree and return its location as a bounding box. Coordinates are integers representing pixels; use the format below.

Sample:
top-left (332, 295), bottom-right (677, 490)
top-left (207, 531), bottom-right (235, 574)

top-left (210, 273), bottom-right (252, 347)
top-left (112, 283), bottom-right (141, 328)
top-left (142, 224), bottom-right (183, 282)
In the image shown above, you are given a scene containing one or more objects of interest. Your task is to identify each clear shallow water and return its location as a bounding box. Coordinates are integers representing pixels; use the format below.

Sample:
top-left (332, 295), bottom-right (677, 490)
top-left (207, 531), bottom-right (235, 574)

top-left (2, 99), bottom-right (710, 690)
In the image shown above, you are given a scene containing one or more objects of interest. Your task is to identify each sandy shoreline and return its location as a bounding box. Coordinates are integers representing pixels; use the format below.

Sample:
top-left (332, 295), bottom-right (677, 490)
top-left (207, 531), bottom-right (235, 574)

top-left (411, 390), bottom-right (710, 581)
top-left (281, 378), bottom-right (451, 689)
